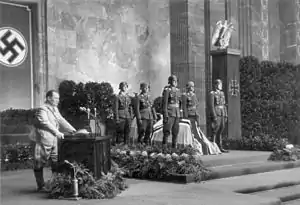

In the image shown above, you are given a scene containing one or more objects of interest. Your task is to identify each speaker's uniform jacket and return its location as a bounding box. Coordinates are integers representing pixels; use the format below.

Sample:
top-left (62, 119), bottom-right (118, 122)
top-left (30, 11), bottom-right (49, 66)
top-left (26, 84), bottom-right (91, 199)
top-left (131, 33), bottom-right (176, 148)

top-left (32, 103), bottom-right (75, 190)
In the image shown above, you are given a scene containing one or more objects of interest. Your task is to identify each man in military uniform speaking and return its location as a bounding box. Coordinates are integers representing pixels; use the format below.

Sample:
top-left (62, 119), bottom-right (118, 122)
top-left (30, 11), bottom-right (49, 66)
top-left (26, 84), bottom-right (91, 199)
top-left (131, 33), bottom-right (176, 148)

top-left (135, 83), bottom-right (157, 145)
top-left (32, 90), bottom-right (76, 192)
top-left (209, 79), bottom-right (229, 153)
top-left (162, 75), bottom-right (181, 149)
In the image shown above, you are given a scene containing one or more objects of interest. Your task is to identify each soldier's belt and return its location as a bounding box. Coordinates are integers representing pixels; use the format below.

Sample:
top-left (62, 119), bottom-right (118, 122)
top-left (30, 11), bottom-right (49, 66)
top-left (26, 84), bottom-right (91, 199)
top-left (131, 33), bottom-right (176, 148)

top-left (215, 105), bottom-right (225, 108)
top-left (140, 107), bottom-right (151, 111)
top-left (188, 106), bottom-right (196, 110)
top-left (168, 103), bottom-right (179, 108)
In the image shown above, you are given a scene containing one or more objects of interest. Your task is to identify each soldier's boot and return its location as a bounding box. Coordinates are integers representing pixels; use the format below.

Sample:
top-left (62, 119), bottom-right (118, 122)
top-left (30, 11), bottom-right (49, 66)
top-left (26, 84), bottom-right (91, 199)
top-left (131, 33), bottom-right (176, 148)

top-left (144, 138), bottom-right (150, 146)
top-left (137, 135), bottom-right (144, 145)
top-left (34, 168), bottom-right (47, 192)
top-left (171, 138), bottom-right (178, 152)
top-left (218, 141), bottom-right (229, 153)
top-left (124, 135), bottom-right (130, 145)
top-left (171, 133), bottom-right (178, 149)
top-left (162, 135), bottom-right (168, 152)
top-left (211, 134), bottom-right (217, 144)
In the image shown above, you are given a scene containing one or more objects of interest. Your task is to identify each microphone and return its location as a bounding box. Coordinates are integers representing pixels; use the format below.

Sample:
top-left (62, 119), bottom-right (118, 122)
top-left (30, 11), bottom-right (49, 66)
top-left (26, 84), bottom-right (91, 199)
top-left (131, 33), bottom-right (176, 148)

top-left (64, 160), bottom-right (74, 168)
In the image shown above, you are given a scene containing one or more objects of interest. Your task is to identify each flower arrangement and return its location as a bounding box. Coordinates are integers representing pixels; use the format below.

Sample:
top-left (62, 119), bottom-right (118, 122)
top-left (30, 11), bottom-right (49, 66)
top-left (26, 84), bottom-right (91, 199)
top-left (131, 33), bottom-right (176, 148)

top-left (268, 144), bottom-right (300, 161)
top-left (111, 144), bottom-right (211, 182)
top-left (46, 162), bottom-right (128, 199)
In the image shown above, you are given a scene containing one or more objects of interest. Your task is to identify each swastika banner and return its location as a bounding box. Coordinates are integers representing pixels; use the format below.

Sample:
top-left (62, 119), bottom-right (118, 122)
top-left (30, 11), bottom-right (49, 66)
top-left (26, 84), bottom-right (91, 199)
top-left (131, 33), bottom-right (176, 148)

top-left (0, 2), bottom-right (32, 110)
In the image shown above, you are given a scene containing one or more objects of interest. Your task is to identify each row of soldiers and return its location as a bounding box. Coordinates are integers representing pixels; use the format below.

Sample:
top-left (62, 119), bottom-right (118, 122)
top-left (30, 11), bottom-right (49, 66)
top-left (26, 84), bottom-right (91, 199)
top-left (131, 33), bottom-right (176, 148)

top-left (114, 75), bottom-right (228, 152)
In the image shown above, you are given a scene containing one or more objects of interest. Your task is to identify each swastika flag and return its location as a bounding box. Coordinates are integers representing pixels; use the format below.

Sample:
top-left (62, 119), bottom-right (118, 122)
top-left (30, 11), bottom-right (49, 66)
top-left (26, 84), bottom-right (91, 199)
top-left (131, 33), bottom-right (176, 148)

top-left (0, 2), bottom-right (32, 110)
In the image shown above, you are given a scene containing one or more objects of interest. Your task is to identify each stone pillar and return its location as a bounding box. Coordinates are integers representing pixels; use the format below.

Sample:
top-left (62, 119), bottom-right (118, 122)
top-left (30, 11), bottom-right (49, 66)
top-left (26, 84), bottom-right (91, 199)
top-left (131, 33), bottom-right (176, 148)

top-left (225, 0), bottom-right (239, 49)
top-left (35, 0), bottom-right (48, 107)
top-left (261, 0), bottom-right (269, 60)
top-left (169, 0), bottom-right (207, 132)
top-left (279, 0), bottom-right (298, 63)
top-left (210, 49), bottom-right (242, 140)
top-left (238, 0), bottom-right (252, 56)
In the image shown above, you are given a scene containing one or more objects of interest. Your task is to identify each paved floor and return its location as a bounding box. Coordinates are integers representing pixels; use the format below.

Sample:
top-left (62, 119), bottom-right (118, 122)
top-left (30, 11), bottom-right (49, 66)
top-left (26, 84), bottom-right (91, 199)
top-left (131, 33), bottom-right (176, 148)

top-left (4, 168), bottom-right (300, 205)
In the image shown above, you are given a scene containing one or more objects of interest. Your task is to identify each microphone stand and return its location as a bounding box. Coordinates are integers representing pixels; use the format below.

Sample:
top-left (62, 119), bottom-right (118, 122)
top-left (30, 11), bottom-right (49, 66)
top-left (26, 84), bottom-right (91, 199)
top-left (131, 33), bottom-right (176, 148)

top-left (64, 160), bottom-right (81, 200)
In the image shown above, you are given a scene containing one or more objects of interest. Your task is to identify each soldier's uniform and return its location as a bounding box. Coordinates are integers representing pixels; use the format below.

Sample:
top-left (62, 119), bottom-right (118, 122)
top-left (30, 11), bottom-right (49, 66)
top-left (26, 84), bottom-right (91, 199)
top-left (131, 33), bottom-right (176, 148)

top-left (162, 76), bottom-right (181, 148)
top-left (182, 91), bottom-right (200, 126)
top-left (114, 92), bottom-right (133, 144)
top-left (135, 85), bottom-right (157, 144)
top-left (182, 82), bottom-right (209, 155)
top-left (209, 89), bottom-right (227, 150)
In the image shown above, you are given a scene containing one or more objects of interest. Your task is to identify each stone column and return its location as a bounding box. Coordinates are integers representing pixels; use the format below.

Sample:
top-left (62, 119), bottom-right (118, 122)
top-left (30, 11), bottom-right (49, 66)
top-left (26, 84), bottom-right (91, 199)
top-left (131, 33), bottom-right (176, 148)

top-left (279, 0), bottom-right (298, 63)
top-left (35, 0), bottom-right (48, 107)
top-left (169, 0), bottom-right (207, 133)
top-left (225, 0), bottom-right (239, 49)
top-left (238, 0), bottom-right (252, 56)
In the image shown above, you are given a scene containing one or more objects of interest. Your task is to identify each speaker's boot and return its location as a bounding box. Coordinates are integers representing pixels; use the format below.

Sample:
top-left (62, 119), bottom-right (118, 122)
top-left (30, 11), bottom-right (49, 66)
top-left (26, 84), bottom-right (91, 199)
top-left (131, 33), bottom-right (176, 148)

top-left (34, 168), bottom-right (46, 192)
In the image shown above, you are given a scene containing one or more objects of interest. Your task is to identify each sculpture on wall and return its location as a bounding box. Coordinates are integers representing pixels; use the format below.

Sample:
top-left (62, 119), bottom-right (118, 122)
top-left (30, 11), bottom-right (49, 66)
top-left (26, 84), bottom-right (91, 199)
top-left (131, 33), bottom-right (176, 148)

top-left (211, 20), bottom-right (235, 49)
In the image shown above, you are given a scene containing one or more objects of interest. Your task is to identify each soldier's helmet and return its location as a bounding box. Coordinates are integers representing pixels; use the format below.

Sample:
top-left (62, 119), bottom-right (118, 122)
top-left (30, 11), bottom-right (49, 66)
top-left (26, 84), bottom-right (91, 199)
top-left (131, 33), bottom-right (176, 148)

top-left (119, 81), bottom-right (128, 89)
top-left (186, 81), bottom-right (195, 89)
top-left (168, 75), bottom-right (177, 84)
top-left (214, 79), bottom-right (222, 86)
top-left (140, 83), bottom-right (149, 90)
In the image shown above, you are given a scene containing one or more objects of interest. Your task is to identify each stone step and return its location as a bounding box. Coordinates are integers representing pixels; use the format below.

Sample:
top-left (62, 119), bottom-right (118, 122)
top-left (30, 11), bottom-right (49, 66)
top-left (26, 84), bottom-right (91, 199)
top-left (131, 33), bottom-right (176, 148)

top-left (251, 185), bottom-right (300, 203)
top-left (202, 151), bottom-right (271, 167)
top-left (284, 199), bottom-right (300, 205)
top-left (209, 160), bottom-right (300, 180)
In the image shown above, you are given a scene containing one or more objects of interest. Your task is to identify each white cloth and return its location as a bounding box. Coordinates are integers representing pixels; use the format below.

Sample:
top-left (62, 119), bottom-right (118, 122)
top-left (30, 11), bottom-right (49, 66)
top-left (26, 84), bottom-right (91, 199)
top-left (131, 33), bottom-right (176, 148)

top-left (129, 116), bottom-right (221, 155)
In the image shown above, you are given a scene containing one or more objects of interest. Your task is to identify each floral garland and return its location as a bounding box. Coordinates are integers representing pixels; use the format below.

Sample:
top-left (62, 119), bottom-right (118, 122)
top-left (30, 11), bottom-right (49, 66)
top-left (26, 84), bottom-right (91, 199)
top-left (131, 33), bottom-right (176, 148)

top-left (268, 144), bottom-right (300, 161)
top-left (46, 162), bottom-right (128, 199)
top-left (111, 144), bottom-right (211, 182)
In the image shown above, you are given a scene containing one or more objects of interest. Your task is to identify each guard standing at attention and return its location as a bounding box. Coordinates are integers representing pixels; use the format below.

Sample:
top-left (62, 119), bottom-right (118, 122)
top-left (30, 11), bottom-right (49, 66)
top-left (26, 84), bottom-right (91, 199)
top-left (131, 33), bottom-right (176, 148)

top-left (135, 83), bottom-right (157, 145)
top-left (182, 81), bottom-right (209, 155)
top-left (114, 82), bottom-right (133, 144)
top-left (209, 79), bottom-right (229, 153)
top-left (162, 75), bottom-right (181, 149)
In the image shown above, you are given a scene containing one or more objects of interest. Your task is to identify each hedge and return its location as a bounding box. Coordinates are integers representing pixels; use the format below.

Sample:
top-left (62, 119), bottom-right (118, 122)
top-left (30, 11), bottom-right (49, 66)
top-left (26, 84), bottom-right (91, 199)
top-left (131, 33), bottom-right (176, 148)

top-left (58, 80), bottom-right (115, 129)
top-left (240, 56), bottom-right (300, 144)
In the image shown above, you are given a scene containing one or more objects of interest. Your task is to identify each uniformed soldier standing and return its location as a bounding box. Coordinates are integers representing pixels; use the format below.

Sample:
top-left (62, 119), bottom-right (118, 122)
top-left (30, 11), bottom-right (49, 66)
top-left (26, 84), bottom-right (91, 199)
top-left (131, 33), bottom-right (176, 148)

top-left (114, 82), bottom-right (133, 144)
top-left (182, 81), bottom-right (209, 155)
top-left (162, 75), bottom-right (181, 148)
top-left (135, 83), bottom-right (157, 145)
top-left (209, 79), bottom-right (229, 153)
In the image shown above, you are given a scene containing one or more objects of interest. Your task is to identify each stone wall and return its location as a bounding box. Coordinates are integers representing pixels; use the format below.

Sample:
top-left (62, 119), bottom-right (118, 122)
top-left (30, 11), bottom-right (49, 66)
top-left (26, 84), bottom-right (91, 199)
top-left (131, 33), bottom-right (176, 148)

top-left (47, 0), bottom-right (170, 98)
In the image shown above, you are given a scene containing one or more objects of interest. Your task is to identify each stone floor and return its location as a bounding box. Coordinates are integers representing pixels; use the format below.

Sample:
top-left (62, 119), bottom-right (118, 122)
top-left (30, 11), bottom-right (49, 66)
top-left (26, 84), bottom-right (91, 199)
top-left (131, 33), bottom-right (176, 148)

top-left (2, 167), bottom-right (300, 205)
top-left (1, 151), bottom-right (300, 205)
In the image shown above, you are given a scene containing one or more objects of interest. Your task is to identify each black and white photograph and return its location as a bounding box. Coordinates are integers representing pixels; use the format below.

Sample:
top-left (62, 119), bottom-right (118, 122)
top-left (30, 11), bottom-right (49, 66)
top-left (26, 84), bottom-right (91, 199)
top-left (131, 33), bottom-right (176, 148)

top-left (1, 0), bottom-right (300, 204)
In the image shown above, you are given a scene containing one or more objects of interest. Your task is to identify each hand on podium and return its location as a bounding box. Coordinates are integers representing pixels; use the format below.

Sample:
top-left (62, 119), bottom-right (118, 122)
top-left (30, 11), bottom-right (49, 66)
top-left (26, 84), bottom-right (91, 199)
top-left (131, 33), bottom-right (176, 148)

top-left (73, 129), bottom-right (90, 136)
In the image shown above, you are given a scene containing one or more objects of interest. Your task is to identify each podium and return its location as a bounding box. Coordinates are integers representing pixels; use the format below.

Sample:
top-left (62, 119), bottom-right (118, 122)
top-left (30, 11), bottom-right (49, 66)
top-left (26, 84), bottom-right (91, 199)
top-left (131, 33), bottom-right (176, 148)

top-left (59, 134), bottom-right (112, 179)
top-left (210, 48), bottom-right (242, 140)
